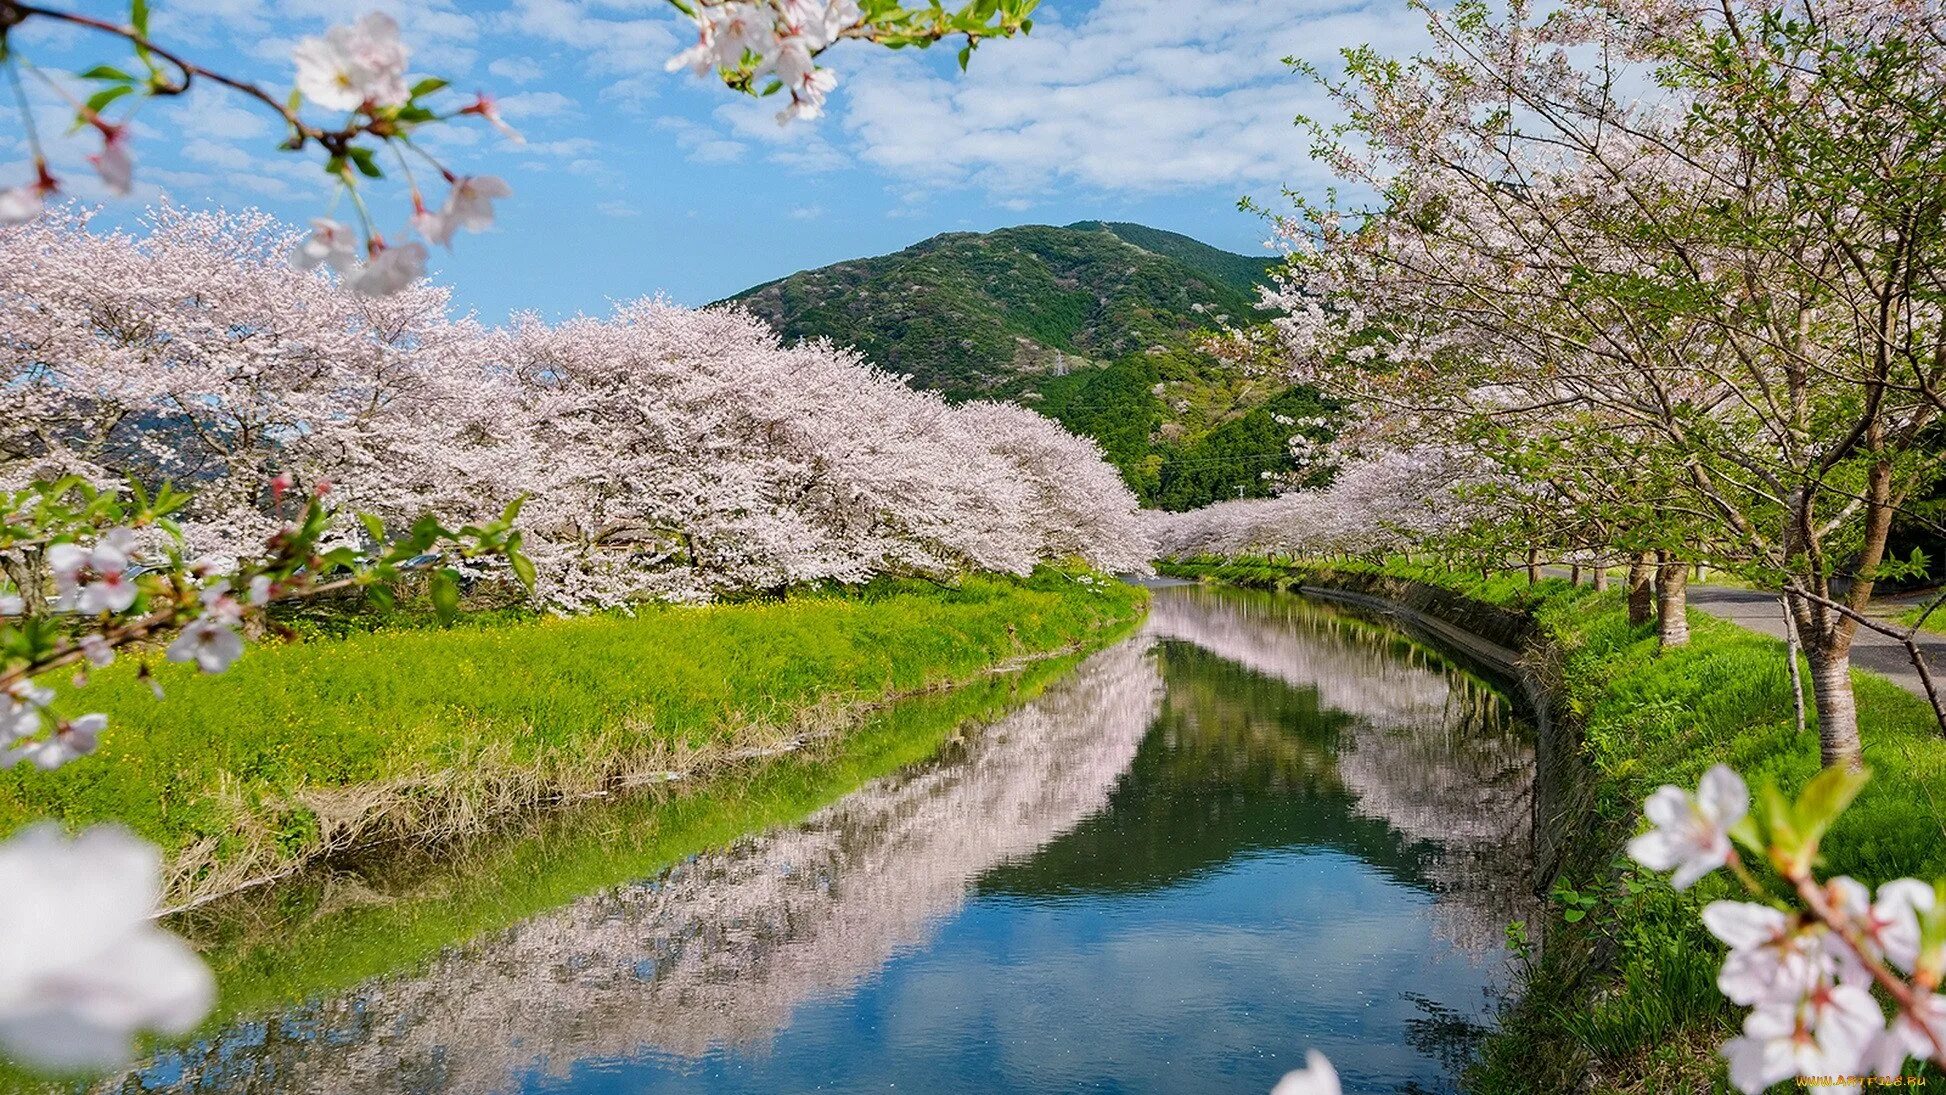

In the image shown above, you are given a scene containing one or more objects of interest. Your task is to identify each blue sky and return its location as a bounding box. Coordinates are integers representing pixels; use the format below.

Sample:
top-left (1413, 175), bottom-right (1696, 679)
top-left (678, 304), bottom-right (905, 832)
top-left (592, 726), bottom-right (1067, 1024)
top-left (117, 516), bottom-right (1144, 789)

top-left (5, 0), bottom-right (1422, 322)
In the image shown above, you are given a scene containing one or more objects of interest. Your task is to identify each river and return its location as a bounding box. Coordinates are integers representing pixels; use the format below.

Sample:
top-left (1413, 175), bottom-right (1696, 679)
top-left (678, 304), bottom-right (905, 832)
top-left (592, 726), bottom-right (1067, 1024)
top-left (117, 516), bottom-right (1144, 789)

top-left (90, 583), bottom-right (1537, 1095)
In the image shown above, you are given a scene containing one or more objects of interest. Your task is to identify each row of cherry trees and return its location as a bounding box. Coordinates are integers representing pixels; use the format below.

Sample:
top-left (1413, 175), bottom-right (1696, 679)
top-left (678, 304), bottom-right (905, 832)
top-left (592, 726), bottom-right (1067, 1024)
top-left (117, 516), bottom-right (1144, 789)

top-left (0, 0), bottom-right (1100, 1076)
top-left (0, 207), bottom-right (1148, 612)
top-left (1201, 0), bottom-right (1946, 772)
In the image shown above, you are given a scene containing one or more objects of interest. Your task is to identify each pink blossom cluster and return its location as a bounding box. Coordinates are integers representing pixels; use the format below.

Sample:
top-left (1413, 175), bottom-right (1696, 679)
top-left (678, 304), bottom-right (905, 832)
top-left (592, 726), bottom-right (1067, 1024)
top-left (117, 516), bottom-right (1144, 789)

top-left (1144, 448), bottom-right (1483, 561)
top-left (1627, 766), bottom-right (1946, 1092)
top-left (0, 208), bottom-right (1150, 616)
top-left (0, 9), bottom-right (521, 298)
top-left (667, 0), bottom-right (863, 122)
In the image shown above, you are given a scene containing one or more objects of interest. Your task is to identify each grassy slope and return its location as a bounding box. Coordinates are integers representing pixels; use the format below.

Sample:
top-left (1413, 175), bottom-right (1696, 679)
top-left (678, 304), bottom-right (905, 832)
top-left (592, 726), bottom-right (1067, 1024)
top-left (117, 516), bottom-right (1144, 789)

top-left (1166, 558), bottom-right (1946, 1093)
top-left (176, 651), bottom-right (1094, 1025)
top-left (0, 571), bottom-right (1145, 908)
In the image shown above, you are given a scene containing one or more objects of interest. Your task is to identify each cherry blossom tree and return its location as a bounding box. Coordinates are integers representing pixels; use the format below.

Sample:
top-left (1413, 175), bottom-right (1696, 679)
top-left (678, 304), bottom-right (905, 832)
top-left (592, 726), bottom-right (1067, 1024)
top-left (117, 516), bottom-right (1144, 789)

top-left (0, 1), bottom-right (1052, 1074)
top-left (1145, 446), bottom-right (1487, 563)
top-left (421, 299), bottom-right (1148, 607)
top-left (1262, 0), bottom-right (1946, 766)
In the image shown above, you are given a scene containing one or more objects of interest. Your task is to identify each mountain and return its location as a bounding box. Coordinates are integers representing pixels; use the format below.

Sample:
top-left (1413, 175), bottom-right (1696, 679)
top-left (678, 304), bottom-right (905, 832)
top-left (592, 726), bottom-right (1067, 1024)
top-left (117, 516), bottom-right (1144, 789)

top-left (725, 222), bottom-right (1326, 511)
top-left (726, 222), bottom-right (1271, 398)
top-left (1067, 221), bottom-right (1278, 299)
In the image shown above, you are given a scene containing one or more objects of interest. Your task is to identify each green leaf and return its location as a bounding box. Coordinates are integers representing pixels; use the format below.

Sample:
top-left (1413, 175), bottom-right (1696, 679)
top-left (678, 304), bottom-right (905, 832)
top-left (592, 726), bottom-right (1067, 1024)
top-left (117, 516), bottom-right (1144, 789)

top-left (357, 513), bottom-right (386, 544)
top-left (1792, 764), bottom-right (1870, 847)
top-left (509, 550), bottom-right (537, 592)
top-left (130, 0), bottom-right (150, 36)
top-left (409, 77), bottom-right (449, 99)
top-left (345, 146), bottom-right (384, 179)
top-left (366, 583), bottom-right (396, 612)
top-left (1562, 908), bottom-right (1586, 922)
top-left (82, 84), bottom-right (135, 118)
top-left (79, 65), bottom-right (137, 83)
top-left (1728, 814), bottom-right (1764, 858)
top-left (430, 570), bottom-right (460, 623)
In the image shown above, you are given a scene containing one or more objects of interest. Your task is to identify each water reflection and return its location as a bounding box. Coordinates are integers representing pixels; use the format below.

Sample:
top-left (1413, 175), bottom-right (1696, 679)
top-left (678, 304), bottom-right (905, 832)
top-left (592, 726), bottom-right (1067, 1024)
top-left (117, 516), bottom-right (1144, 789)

top-left (93, 585), bottom-right (1535, 1095)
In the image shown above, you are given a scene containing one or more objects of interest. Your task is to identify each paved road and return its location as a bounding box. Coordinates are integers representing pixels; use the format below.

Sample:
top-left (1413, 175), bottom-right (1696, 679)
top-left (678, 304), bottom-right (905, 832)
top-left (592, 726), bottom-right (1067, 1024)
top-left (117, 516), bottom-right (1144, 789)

top-left (1686, 585), bottom-right (1946, 701)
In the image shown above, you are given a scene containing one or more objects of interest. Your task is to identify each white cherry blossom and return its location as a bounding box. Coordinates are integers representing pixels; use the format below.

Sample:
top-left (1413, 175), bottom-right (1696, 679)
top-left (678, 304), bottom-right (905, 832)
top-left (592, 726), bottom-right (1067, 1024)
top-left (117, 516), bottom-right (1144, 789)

top-left (1627, 765), bottom-right (1748, 889)
top-left (1705, 902), bottom-right (1833, 1006)
top-left (423, 176), bottom-right (511, 248)
top-left (1846, 878), bottom-right (1935, 974)
top-left (292, 218), bottom-right (359, 274)
top-left (1, 684), bottom-right (50, 746)
top-left (347, 240), bottom-right (428, 296)
top-left (668, 2), bottom-right (776, 75)
top-left (165, 616), bottom-right (244, 674)
top-left (1271, 1051), bottom-right (1341, 1095)
top-left (292, 13), bottom-right (411, 112)
top-left (0, 184), bottom-right (45, 225)
top-left (1869, 994), bottom-right (1946, 1073)
top-left (89, 129), bottom-right (133, 197)
top-left (49, 530), bottom-right (140, 615)
top-left (1723, 1002), bottom-right (1859, 1095)
top-left (0, 825), bottom-right (214, 1070)
top-left (10, 714), bottom-right (107, 771)
top-left (79, 634), bottom-right (115, 668)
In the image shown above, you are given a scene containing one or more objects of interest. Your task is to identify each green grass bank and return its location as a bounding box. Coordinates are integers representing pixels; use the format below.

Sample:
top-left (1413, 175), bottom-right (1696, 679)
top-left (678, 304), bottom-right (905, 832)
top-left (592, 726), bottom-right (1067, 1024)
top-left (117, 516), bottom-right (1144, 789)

top-left (1163, 557), bottom-right (1946, 1094)
top-left (0, 570), bottom-right (1145, 911)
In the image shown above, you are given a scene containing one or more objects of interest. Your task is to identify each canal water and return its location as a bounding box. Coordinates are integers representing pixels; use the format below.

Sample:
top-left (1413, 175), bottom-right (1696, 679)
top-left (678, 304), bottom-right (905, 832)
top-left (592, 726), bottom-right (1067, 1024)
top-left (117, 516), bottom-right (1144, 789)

top-left (99, 584), bottom-right (1537, 1095)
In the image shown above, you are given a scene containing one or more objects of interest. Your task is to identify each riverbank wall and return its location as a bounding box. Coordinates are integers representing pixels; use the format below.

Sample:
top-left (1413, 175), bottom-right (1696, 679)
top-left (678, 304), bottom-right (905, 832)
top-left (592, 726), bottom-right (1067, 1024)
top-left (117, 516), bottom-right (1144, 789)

top-left (1161, 556), bottom-right (1946, 1093)
top-left (1154, 561), bottom-right (1597, 896)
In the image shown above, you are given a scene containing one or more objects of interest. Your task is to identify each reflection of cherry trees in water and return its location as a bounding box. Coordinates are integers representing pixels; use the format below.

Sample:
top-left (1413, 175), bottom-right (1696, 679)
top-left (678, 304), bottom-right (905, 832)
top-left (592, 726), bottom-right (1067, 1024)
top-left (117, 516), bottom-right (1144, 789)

top-left (1145, 585), bottom-right (1538, 954)
top-left (104, 640), bottom-right (1164, 1095)
top-left (97, 585), bottom-right (1535, 1094)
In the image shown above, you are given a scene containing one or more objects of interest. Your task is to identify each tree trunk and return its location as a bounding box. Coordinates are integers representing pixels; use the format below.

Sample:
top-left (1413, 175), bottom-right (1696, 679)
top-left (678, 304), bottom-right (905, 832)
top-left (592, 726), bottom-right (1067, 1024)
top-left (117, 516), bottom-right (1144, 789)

top-left (1656, 551), bottom-right (1690, 648)
top-left (1627, 553), bottom-right (1655, 626)
top-left (1781, 594), bottom-right (1807, 738)
top-left (1570, 563), bottom-right (1583, 586)
top-left (1592, 559), bottom-right (1609, 592)
top-left (1806, 644), bottom-right (1863, 769)
top-left (0, 548), bottom-right (48, 617)
top-left (1526, 547), bottom-right (1541, 585)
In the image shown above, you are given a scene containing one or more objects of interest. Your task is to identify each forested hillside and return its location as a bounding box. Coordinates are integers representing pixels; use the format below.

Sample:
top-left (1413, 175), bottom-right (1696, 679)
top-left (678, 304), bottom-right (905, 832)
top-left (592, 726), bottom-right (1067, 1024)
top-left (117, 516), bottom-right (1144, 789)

top-left (727, 221), bottom-right (1324, 510)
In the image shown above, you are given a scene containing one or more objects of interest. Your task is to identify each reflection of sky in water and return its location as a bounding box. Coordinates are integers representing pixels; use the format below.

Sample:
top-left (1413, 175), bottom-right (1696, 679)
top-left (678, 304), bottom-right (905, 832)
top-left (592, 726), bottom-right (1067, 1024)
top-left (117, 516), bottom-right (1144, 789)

top-left (547, 849), bottom-right (1497, 1095)
top-left (95, 586), bottom-right (1534, 1095)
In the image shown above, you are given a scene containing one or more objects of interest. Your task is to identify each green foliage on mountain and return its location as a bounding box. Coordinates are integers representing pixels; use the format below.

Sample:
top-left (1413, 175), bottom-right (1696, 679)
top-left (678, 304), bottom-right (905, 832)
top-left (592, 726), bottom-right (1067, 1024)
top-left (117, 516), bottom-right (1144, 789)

top-left (1070, 221), bottom-right (1279, 298)
top-left (1013, 351), bottom-right (1334, 511)
top-left (728, 220), bottom-right (1325, 510)
top-left (727, 221), bottom-right (1267, 397)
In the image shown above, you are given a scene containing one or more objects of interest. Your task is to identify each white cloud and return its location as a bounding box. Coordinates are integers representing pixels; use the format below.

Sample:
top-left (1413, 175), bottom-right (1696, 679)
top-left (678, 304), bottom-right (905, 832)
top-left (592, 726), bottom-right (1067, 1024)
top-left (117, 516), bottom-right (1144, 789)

top-left (497, 91), bottom-right (579, 121)
top-left (488, 56), bottom-right (547, 83)
top-left (172, 90), bottom-right (273, 142)
top-left (710, 99), bottom-right (849, 173)
top-left (837, 0), bottom-right (1429, 196)
top-left (597, 199), bottom-right (641, 218)
top-left (657, 117), bottom-right (748, 165)
top-left (179, 138), bottom-right (257, 171)
top-left (500, 0), bottom-right (679, 76)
